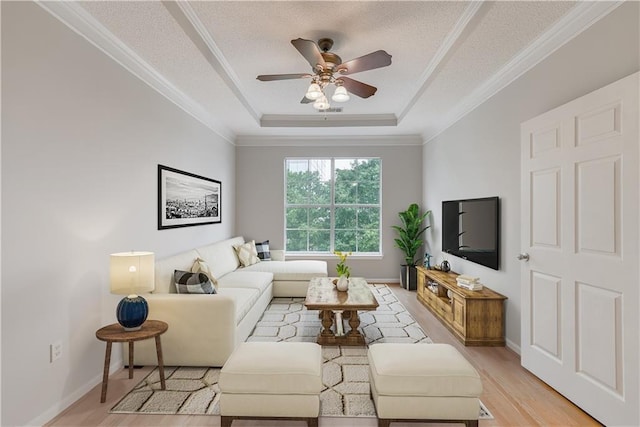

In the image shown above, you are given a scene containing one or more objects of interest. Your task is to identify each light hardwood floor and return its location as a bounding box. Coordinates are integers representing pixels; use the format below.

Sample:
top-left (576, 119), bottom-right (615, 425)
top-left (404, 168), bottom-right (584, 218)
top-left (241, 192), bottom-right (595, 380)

top-left (46, 283), bottom-right (601, 427)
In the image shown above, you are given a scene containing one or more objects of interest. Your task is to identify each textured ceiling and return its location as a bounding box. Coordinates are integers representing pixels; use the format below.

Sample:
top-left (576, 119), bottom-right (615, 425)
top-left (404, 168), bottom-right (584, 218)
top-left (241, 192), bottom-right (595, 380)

top-left (48, 1), bottom-right (621, 143)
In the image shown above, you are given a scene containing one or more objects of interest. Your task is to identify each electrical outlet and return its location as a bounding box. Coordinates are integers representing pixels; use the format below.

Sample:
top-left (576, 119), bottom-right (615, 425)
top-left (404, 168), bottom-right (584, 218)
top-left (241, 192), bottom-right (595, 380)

top-left (50, 340), bottom-right (62, 363)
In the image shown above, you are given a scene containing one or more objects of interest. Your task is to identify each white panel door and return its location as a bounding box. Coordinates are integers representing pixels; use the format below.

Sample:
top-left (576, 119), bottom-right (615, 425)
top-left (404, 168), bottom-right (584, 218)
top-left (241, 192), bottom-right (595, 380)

top-left (521, 72), bottom-right (638, 426)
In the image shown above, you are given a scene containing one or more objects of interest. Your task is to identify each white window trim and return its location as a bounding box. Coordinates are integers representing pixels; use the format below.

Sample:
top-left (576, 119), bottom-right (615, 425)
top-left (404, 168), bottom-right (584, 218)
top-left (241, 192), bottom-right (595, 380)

top-left (284, 157), bottom-right (382, 255)
top-left (285, 253), bottom-right (384, 260)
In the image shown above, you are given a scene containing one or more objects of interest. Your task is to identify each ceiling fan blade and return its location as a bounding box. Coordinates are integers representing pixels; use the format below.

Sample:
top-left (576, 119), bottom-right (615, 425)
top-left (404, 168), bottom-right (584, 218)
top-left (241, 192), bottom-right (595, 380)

top-left (257, 73), bottom-right (312, 81)
top-left (291, 38), bottom-right (327, 70)
top-left (300, 96), bottom-right (314, 104)
top-left (336, 50), bottom-right (392, 75)
top-left (339, 77), bottom-right (377, 98)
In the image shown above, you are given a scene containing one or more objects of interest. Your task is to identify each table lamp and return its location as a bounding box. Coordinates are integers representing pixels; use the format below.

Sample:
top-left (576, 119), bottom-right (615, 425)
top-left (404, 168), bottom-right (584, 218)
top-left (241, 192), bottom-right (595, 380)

top-left (110, 251), bottom-right (155, 331)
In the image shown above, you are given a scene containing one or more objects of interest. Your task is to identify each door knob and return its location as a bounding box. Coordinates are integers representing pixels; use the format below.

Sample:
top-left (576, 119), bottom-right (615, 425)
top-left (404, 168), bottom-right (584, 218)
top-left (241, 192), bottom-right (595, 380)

top-left (517, 253), bottom-right (530, 261)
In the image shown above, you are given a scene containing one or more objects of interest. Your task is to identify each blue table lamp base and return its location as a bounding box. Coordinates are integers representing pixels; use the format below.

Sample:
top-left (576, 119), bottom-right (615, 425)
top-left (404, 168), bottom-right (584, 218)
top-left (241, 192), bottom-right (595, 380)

top-left (116, 295), bottom-right (149, 331)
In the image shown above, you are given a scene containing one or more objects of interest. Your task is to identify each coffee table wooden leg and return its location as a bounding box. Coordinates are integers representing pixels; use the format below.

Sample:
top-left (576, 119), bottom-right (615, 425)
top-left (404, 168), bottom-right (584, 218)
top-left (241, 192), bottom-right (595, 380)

top-left (346, 310), bottom-right (364, 342)
top-left (155, 335), bottom-right (166, 390)
top-left (100, 341), bottom-right (112, 403)
top-left (320, 310), bottom-right (335, 339)
top-left (127, 341), bottom-right (134, 379)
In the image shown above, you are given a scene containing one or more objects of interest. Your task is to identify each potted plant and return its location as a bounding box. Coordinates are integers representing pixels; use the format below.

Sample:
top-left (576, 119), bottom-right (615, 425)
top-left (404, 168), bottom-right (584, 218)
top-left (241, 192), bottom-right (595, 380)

top-left (334, 250), bottom-right (351, 291)
top-left (392, 203), bottom-right (431, 290)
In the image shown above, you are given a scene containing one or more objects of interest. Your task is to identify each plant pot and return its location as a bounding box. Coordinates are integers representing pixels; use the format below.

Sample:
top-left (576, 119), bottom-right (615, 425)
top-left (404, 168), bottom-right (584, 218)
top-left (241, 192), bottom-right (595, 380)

top-left (336, 275), bottom-right (349, 292)
top-left (400, 265), bottom-right (418, 291)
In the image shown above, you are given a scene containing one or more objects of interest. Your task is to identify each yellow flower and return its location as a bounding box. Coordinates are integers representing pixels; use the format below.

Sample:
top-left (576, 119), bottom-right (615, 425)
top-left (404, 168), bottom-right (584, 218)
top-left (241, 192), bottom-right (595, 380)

top-left (334, 251), bottom-right (352, 277)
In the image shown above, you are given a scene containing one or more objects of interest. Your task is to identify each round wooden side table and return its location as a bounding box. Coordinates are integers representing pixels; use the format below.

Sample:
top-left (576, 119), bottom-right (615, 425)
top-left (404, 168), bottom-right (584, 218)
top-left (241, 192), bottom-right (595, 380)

top-left (95, 319), bottom-right (168, 403)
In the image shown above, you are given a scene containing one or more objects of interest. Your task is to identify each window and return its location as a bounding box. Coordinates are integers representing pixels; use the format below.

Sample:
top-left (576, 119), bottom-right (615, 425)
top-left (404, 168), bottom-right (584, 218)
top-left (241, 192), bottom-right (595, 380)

top-left (285, 158), bottom-right (381, 254)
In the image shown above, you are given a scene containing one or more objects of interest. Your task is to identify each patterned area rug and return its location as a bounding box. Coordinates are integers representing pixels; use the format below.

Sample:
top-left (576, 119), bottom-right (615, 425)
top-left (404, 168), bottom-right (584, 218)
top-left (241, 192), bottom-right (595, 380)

top-left (247, 284), bottom-right (432, 345)
top-left (111, 284), bottom-right (493, 419)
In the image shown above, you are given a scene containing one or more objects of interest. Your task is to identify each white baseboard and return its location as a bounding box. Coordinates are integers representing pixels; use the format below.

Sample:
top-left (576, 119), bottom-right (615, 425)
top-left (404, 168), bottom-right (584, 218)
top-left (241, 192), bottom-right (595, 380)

top-left (368, 278), bottom-right (401, 284)
top-left (27, 356), bottom-right (122, 426)
top-left (505, 338), bottom-right (521, 356)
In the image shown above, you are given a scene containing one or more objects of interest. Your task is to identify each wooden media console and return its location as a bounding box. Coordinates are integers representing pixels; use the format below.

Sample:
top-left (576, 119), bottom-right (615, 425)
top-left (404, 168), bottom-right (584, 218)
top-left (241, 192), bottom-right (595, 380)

top-left (416, 266), bottom-right (507, 346)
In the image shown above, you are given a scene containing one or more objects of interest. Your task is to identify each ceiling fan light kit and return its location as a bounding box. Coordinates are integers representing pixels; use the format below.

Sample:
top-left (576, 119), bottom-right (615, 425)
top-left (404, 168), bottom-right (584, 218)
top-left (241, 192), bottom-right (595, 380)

top-left (332, 85), bottom-right (350, 103)
top-left (305, 82), bottom-right (323, 100)
top-left (313, 95), bottom-right (330, 110)
top-left (257, 37), bottom-right (391, 111)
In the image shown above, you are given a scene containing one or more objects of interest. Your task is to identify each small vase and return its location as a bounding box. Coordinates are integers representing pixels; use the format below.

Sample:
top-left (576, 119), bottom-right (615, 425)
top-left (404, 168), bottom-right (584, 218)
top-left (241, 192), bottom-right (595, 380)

top-left (441, 260), bottom-right (450, 272)
top-left (336, 275), bottom-right (349, 292)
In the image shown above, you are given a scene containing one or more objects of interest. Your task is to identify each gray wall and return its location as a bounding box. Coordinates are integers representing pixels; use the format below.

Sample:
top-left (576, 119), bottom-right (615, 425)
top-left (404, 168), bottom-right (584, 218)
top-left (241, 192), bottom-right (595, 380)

top-left (1, 3), bottom-right (236, 425)
top-left (422, 2), bottom-right (639, 351)
top-left (236, 143), bottom-right (423, 280)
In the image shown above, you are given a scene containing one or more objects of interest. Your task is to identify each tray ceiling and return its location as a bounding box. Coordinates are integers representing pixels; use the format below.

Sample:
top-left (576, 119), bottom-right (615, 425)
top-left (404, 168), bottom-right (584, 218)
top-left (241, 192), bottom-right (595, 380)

top-left (41, 1), bottom-right (622, 144)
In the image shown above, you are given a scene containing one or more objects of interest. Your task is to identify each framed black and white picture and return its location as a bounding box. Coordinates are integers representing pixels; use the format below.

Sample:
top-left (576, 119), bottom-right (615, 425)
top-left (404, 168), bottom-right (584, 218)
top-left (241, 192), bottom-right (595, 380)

top-left (158, 165), bottom-right (221, 229)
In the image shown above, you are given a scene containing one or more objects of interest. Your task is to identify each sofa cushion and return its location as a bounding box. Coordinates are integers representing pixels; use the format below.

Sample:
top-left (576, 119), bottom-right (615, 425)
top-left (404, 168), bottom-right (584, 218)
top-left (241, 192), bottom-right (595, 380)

top-left (255, 240), bottom-right (271, 261)
top-left (217, 271), bottom-right (273, 296)
top-left (191, 257), bottom-right (219, 290)
top-left (243, 260), bottom-right (327, 281)
top-left (195, 237), bottom-right (244, 280)
top-left (154, 250), bottom-right (200, 294)
top-left (174, 270), bottom-right (216, 294)
top-left (217, 288), bottom-right (261, 325)
top-left (270, 250), bottom-right (285, 261)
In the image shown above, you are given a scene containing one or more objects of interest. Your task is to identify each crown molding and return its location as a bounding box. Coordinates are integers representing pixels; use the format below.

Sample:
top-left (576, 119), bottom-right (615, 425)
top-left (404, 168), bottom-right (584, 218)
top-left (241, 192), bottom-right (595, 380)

top-left (235, 134), bottom-right (423, 147)
top-left (260, 114), bottom-right (397, 128)
top-left (398, 1), bottom-right (485, 123)
top-left (36, 1), bottom-right (621, 143)
top-left (36, 1), bottom-right (236, 144)
top-left (166, 1), bottom-right (261, 123)
top-left (422, 0), bottom-right (624, 143)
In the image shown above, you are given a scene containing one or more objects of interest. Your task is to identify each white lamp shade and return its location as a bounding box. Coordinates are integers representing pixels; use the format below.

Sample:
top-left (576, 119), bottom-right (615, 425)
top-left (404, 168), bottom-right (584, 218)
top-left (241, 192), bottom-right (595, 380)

top-left (332, 86), bottom-right (350, 102)
top-left (110, 251), bottom-right (155, 295)
top-left (305, 83), bottom-right (323, 100)
top-left (313, 95), bottom-right (330, 110)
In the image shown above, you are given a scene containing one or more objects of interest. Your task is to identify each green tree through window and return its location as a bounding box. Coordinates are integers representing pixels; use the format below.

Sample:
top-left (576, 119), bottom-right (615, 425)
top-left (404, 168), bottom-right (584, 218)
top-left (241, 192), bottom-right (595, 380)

top-left (285, 158), bottom-right (381, 254)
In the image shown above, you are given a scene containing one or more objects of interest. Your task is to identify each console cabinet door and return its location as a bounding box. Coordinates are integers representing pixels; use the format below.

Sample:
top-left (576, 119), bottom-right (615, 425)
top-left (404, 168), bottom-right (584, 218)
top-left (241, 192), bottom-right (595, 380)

top-left (451, 294), bottom-right (465, 334)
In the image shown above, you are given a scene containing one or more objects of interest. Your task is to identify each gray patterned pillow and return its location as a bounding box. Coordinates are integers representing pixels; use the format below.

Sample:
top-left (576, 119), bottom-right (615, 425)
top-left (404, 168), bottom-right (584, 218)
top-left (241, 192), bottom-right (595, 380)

top-left (255, 240), bottom-right (271, 261)
top-left (174, 270), bottom-right (216, 294)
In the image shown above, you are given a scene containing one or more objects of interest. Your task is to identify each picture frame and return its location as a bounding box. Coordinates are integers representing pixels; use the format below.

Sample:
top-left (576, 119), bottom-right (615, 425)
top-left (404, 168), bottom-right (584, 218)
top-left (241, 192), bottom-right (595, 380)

top-left (158, 164), bottom-right (221, 230)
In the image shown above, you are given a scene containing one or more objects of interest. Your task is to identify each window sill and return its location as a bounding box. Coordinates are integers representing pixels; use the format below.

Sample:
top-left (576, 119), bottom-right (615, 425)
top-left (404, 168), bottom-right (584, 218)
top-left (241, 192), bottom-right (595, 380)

top-left (285, 253), bottom-right (384, 260)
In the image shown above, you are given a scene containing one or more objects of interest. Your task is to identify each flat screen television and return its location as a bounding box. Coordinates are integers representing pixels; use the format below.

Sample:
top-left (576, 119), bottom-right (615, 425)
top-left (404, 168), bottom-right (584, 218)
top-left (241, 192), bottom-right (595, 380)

top-left (442, 196), bottom-right (500, 270)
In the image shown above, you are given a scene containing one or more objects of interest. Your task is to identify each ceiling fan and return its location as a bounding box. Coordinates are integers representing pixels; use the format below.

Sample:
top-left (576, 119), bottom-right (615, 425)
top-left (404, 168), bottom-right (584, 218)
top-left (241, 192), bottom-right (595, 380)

top-left (257, 38), bottom-right (392, 110)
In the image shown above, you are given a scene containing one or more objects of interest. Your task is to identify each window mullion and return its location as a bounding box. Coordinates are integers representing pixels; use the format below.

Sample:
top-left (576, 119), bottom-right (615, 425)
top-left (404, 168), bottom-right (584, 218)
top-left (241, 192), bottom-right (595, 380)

top-left (307, 205), bottom-right (311, 252)
top-left (330, 158), bottom-right (335, 253)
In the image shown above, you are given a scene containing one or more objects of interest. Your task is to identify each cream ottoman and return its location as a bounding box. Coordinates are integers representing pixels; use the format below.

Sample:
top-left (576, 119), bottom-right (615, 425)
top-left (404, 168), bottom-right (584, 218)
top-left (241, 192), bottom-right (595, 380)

top-left (219, 342), bottom-right (323, 427)
top-left (368, 343), bottom-right (483, 427)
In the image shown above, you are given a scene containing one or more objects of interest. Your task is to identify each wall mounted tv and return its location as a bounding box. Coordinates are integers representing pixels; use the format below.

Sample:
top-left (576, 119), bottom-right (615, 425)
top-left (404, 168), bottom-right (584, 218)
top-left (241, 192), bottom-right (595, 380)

top-left (442, 196), bottom-right (500, 270)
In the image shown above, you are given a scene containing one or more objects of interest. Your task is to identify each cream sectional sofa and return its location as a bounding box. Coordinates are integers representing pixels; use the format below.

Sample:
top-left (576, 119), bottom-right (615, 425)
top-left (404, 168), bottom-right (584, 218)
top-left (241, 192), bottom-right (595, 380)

top-left (127, 236), bottom-right (327, 367)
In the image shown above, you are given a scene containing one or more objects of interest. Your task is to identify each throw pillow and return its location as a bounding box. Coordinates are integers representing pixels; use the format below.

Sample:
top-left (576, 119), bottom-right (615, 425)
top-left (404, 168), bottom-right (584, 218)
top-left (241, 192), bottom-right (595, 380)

top-left (191, 257), bottom-right (219, 290)
top-left (255, 240), bottom-right (271, 261)
top-left (174, 270), bottom-right (216, 294)
top-left (234, 240), bottom-right (260, 267)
